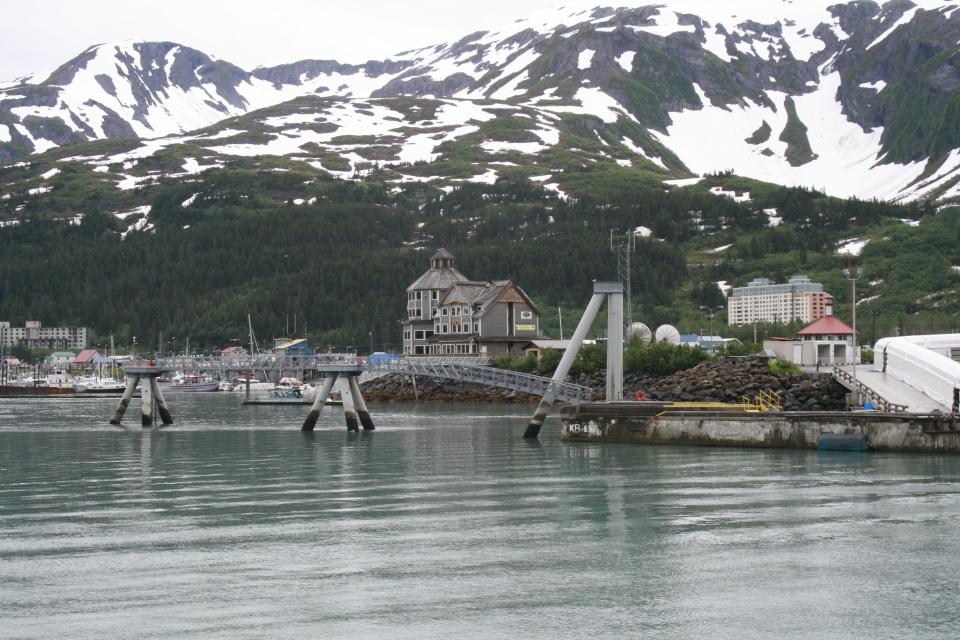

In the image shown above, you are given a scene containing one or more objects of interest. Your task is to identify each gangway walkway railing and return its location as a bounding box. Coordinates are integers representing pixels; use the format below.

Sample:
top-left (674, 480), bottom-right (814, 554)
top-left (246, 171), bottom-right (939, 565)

top-left (832, 365), bottom-right (909, 413)
top-left (144, 355), bottom-right (595, 406)
top-left (367, 359), bottom-right (594, 406)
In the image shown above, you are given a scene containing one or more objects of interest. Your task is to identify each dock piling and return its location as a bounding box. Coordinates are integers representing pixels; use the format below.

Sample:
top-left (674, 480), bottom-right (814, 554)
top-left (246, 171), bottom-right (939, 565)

top-left (140, 375), bottom-right (154, 427)
top-left (150, 376), bottom-right (173, 425)
top-left (302, 374), bottom-right (338, 431)
top-left (110, 375), bottom-right (140, 426)
top-left (348, 375), bottom-right (375, 431)
top-left (340, 378), bottom-right (359, 432)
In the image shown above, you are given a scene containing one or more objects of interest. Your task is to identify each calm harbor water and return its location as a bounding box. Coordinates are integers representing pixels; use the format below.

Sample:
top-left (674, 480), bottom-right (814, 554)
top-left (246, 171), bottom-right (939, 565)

top-left (1, 393), bottom-right (959, 639)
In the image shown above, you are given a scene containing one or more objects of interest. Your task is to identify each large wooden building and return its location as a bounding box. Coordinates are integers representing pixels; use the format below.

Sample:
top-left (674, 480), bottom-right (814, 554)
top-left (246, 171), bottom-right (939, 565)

top-left (402, 249), bottom-right (540, 357)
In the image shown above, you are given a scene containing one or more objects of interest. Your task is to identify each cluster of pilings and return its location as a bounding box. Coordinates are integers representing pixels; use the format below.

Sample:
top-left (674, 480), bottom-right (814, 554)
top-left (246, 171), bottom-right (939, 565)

top-left (302, 374), bottom-right (374, 432)
top-left (110, 370), bottom-right (173, 427)
top-left (109, 363), bottom-right (375, 432)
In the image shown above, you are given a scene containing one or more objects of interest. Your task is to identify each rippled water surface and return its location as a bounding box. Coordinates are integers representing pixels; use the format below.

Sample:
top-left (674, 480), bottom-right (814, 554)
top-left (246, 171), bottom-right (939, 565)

top-left (2, 394), bottom-right (960, 639)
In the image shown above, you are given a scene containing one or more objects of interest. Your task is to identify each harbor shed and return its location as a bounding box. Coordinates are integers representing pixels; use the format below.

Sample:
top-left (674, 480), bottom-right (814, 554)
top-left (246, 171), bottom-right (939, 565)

top-left (764, 312), bottom-right (860, 366)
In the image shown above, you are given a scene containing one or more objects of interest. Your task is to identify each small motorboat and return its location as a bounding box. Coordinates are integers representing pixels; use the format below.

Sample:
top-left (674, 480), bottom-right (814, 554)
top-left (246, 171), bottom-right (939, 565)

top-left (75, 376), bottom-right (127, 393)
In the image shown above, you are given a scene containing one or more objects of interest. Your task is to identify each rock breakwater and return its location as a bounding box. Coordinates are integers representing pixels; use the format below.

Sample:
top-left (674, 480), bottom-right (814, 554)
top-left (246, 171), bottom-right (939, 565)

top-left (361, 358), bottom-right (848, 411)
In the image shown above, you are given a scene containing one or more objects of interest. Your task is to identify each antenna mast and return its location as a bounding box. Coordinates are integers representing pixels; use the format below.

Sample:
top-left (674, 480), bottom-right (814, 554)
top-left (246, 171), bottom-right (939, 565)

top-left (610, 229), bottom-right (635, 340)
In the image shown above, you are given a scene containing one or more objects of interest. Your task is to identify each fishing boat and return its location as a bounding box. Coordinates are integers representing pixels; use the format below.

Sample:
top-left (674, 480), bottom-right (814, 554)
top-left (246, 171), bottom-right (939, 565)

top-left (169, 374), bottom-right (220, 392)
top-left (0, 369), bottom-right (75, 395)
top-left (75, 376), bottom-right (126, 394)
top-left (227, 378), bottom-right (276, 392)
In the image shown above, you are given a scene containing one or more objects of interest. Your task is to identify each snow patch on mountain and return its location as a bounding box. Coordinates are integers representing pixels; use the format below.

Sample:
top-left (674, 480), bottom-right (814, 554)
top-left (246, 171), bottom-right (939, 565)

top-left (578, 49), bottom-right (596, 70)
top-left (657, 74), bottom-right (928, 200)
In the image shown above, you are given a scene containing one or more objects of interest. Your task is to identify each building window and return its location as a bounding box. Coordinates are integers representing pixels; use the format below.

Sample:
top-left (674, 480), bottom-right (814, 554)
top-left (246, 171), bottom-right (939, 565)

top-left (442, 325), bottom-right (448, 334)
top-left (441, 308), bottom-right (448, 316)
top-left (474, 323), bottom-right (479, 333)
top-left (415, 346), bottom-right (425, 355)
top-left (432, 291), bottom-right (438, 299)
top-left (404, 331), bottom-right (411, 340)
top-left (414, 330), bottom-right (426, 340)
top-left (520, 311), bottom-right (533, 320)
top-left (452, 307), bottom-right (460, 317)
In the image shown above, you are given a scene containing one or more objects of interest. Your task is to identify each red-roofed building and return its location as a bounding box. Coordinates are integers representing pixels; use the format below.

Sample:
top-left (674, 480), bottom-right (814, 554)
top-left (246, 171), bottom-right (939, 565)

top-left (796, 316), bottom-right (856, 340)
top-left (73, 349), bottom-right (99, 364)
top-left (763, 310), bottom-right (860, 366)
top-left (73, 349), bottom-right (112, 365)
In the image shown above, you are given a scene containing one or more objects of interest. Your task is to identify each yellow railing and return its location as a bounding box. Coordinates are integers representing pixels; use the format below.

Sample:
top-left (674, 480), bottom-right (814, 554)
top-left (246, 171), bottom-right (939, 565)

top-left (740, 389), bottom-right (782, 412)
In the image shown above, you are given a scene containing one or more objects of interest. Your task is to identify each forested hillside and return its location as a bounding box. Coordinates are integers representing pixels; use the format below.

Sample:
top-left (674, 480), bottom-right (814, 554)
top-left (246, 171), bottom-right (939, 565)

top-left (0, 167), bottom-right (956, 353)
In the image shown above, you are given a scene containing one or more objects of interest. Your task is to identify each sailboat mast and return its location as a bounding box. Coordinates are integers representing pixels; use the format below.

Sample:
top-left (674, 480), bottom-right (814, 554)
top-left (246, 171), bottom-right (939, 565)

top-left (248, 314), bottom-right (255, 356)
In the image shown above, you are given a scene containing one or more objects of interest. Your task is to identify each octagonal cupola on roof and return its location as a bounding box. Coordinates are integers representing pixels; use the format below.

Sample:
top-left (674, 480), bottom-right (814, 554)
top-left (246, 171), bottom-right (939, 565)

top-left (431, 248), bottom-right (455, 269)
top-left (408, 248), bottom-right (467, 291)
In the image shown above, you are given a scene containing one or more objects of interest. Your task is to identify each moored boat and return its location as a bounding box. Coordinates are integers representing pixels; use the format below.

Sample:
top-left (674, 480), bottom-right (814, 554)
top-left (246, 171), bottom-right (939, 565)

top-left (170, 374), bottom-right (220, 392)
top-left (75, 376), bottom-right (126, 394)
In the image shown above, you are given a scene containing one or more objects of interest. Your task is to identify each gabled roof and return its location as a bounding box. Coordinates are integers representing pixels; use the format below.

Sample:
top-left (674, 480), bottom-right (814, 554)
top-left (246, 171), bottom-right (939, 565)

top-left (797, 315), bottom-right (856, 336)
top-left (440, 280), bottom-right (539, 318)
top-left (440, 281), bottom-right (490, 305)
top-left (74, 349), bottom-right (99, 363)
top-left (432, 248), bottom-right (454, 260)
top-left (275, 338), bottom-right (312, 351)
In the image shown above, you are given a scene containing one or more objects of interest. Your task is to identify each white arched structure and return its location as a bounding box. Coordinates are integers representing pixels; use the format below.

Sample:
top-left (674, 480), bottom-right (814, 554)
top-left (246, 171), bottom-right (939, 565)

top-left (874, 336), bottom-right (960, 414)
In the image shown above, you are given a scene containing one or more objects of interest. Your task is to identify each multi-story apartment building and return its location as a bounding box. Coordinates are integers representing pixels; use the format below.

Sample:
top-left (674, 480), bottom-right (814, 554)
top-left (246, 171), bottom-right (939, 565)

top-left (727, 275), bottom-right (832, 326)
top-left (402, 249), bottom-right (540, 356)
top-left (0, 320), bottom-right (88, 350)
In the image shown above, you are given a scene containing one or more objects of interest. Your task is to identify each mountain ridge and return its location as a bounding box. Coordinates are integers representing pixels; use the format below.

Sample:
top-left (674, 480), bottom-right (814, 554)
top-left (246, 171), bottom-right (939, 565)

top-left (3, 0), bottom-right (960, 202)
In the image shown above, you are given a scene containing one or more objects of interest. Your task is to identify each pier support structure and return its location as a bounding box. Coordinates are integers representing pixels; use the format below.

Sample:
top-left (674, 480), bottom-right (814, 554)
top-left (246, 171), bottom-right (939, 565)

top-left (348, 375), bottom-right (375, 431)
top-left (302, 373), bottom-right (338, 431)
top-left (524, 281), bottom-right (624, 439)
top-left (301, 370), bottom-right (376, 432)
top-left (110, 365), bottom-right (174, 427)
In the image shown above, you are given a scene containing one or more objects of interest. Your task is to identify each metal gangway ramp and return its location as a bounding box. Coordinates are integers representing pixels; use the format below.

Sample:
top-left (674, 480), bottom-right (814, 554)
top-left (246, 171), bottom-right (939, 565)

top-left (147, 354), bottom-right (594, 406)
top-left (366, 358), bottom-right (594, 406)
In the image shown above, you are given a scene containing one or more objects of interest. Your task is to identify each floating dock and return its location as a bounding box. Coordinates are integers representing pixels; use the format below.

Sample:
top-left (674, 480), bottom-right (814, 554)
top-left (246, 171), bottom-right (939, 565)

top-left (560, 402), bottom-right (960, 454)
top-left (241, 398), bottom-right (343, 406)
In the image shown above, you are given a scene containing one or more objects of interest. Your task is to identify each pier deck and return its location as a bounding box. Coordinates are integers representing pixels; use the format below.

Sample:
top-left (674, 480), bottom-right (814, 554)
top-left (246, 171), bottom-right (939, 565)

top-left (561, 402), bottom-right (959, 454)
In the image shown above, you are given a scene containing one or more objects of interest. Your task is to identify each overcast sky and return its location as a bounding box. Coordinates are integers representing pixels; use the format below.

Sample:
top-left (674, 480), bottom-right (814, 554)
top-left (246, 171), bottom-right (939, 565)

top-left (0, 0), bottom-right (573, 81)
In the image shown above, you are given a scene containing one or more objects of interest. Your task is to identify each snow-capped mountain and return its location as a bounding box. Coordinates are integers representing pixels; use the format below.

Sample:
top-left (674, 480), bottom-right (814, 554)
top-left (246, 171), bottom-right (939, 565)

top-left (4, 0), bottom-right (960, 201)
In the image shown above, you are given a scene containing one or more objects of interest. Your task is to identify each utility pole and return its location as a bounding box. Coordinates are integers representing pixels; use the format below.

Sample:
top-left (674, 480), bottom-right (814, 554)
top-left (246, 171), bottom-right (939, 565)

top-left (844, 264), bottom-right (863, 408)
top-left (610, 229), bottom-right (636, 340)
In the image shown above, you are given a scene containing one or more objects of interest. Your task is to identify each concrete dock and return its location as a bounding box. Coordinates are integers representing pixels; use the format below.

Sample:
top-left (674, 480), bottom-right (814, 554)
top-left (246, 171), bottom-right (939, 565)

top-left (561, 402), bottom-right (960, 454)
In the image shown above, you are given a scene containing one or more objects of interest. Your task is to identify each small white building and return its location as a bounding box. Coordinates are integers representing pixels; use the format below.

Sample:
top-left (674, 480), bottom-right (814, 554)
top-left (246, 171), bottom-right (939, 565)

top-left (764, 313), bottom-right (860, 366)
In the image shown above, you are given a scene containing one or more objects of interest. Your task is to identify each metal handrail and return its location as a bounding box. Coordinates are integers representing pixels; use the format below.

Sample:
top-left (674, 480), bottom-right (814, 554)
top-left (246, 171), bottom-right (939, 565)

top-left (832, 365), bottom-right (909, 413)
top-left (367, 359), bottom-right (593, 405)
top-left (138, 355), bottom-right (593, 405)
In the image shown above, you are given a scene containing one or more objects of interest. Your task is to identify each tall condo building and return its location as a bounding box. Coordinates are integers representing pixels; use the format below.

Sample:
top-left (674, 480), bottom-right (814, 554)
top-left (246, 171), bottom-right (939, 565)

top-left (0, 320), bottom-right (88, 350)
top-left (727, 275), bottom-right (832, 326)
